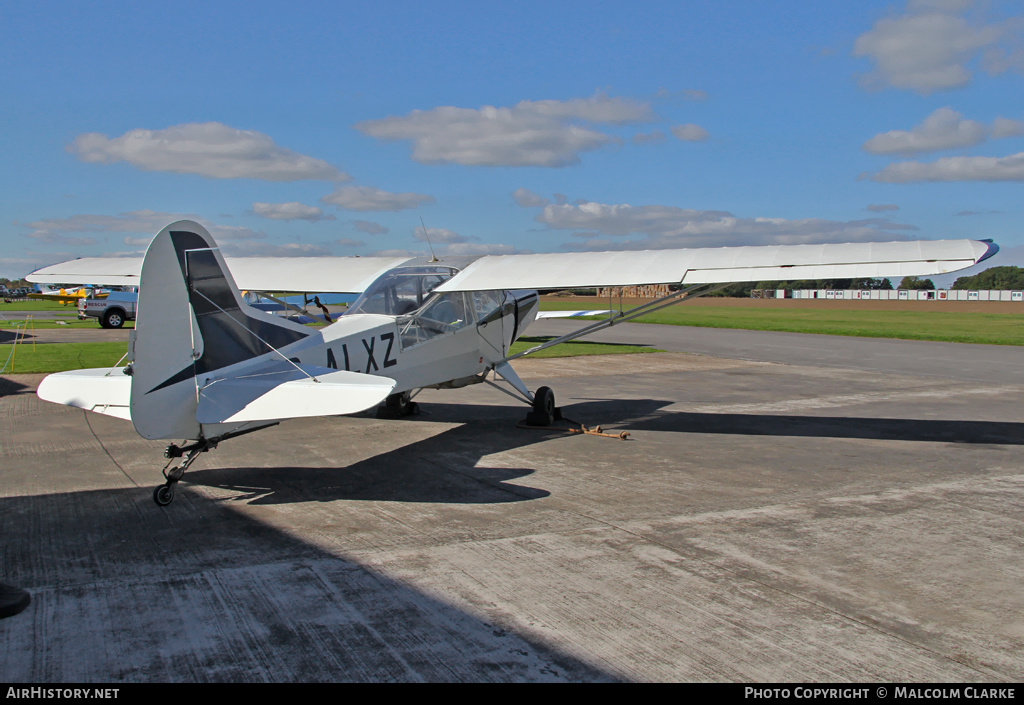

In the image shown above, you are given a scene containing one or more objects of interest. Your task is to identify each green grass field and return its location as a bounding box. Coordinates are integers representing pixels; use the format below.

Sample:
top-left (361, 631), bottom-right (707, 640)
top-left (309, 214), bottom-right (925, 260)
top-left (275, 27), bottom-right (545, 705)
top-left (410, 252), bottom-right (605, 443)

top-left (540, 301), bottom-right (1024, 346)
top-left (0, 300), bottom-right (81, 312)
top-left (1, 336), bottom-right (658, 374)
top-left (508, 336), bottom-right (661, 358)
top-left (5, 299), bottom-right (1019, 375)
top-left (0, 342), bottom-right (129, 374)
top-left (0, 317), bottom-right (131, 330)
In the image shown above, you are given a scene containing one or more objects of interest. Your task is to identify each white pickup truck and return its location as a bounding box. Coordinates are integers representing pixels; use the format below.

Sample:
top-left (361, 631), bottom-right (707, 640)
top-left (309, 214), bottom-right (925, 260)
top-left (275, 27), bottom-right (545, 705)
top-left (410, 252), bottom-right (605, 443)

top-left (78, 292), bottom-right (138, 328)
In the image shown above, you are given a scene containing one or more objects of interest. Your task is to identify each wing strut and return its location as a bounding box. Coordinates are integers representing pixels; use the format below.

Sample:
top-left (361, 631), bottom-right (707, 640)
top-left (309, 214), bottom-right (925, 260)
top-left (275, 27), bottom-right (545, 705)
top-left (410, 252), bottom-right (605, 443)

top-left (499, 282), bottom-right (729, 363)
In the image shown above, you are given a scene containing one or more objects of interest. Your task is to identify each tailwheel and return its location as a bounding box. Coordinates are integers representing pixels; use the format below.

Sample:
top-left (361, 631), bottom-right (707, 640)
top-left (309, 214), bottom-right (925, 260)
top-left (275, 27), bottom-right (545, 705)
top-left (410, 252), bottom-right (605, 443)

top-left (153, 484), bottom-right (174, 506)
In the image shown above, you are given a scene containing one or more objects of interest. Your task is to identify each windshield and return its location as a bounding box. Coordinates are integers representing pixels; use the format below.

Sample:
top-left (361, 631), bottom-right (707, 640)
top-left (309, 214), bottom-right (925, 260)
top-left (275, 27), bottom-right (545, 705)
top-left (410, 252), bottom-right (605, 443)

top-left (345, 266), bottom-right (457, 316)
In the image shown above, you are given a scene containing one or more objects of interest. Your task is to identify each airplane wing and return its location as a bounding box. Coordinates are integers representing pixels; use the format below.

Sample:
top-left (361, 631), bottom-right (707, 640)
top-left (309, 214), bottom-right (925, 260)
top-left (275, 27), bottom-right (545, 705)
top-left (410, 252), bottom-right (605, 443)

top-left (433, 239), bottom-right (998, 292)
top-left (26, 256), bottom-right (413, 294)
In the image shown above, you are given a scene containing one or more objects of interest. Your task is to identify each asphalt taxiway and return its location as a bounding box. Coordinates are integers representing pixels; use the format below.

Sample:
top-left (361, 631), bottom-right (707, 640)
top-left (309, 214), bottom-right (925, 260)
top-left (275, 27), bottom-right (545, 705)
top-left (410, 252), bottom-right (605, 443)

top-left (1, 323), bottom-right (1022, 682)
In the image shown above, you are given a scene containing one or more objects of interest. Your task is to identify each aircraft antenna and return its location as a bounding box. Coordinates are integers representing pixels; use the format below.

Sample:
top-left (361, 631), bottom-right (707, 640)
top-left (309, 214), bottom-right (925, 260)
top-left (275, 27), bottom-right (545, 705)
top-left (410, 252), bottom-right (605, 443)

top-left (420, 217), bottom-right (439, 262)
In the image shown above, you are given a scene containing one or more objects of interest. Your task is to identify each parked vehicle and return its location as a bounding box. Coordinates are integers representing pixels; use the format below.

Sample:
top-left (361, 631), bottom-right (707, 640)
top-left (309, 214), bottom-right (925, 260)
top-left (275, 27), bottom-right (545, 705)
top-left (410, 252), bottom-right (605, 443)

top-left (79, 292), bottom-right (137, 328)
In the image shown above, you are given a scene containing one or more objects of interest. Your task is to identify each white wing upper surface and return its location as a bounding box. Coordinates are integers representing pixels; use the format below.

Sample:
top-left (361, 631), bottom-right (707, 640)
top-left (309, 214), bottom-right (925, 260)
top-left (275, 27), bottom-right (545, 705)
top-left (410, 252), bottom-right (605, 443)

top-left (27, 234), bottom-right (997, 294)
top-left (434, 239), bottom-right (998, 292)
top-left (25, 257), bottom-right (145, 287)
top-left (27, 255), bottom-right (412, 293)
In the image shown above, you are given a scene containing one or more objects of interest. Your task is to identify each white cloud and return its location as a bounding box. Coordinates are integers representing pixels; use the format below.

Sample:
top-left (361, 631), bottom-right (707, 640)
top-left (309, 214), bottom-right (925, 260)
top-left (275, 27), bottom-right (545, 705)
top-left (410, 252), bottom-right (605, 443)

top-left (512, 187), bottom-right (550, 207)
top-left (862, 107), bottom-right (987, 154)
top-left (671, 124), bottom-right (710, 142)
top-left (413, 227), bottom-right (478, 244)
top-left (252, 202), bottom-right (334, 221)
top-left (372, 248), bottom-right (422, 258)
top-left (535, 200), bottom-right (919, 249)
top-left (25, 231), bottom-right (97, 247)
top-left (869, 152), bottom-right (1024, 182)
top-left (219, 241), bottom-right (334, 257)
top-left (992, 117), bottom-right (1024, 138)
top-left (353, 220), bottom-right (389, 235)
top-left (322, 185), bottom-right (435, 211)
top-left (354, 92), bottom-right (654, 167)
top-left (521, 93), bottom-right (652, 124)
top-left (853, 2), bottom-right (1020, 94)
top-left (908, 0), bottom-right (972, 12)
top-left (654, 88), bottom-right (709, 102)
top-left (69, 122), bottom-right (347, 181)
top-left (336, 238), bottom-right (366, 247)
top-left (371, 242), bottom-right (529, 258)
top-left (22, 210), bottom-right (268, 243)
top-left (632, 130), bottom-right (667, 144)
top-left (1, 256), bottom-right (70, 279)
top-left (441, 242), bottom-right (529, 256)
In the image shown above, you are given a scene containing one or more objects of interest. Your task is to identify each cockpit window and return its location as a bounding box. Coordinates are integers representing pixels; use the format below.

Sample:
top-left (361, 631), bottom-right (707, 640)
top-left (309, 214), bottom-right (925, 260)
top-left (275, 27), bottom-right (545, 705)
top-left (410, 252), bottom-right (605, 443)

top-left (347, 265), bottom-right (481, 348)
top-left (345, 266), bottom-right (456, 316)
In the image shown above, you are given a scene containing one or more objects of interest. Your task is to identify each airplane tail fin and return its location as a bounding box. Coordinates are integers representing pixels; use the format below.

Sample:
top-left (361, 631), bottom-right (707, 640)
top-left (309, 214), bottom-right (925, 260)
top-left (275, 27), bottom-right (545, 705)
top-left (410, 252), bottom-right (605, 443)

top-left (129, 220), bottom-right (313, 440)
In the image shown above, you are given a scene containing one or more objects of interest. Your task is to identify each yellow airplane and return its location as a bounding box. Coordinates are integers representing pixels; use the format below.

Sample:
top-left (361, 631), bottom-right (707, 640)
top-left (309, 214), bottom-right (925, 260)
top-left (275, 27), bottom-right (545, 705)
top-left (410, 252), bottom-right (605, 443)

top-left (27, 286), bottom-right (108, 305)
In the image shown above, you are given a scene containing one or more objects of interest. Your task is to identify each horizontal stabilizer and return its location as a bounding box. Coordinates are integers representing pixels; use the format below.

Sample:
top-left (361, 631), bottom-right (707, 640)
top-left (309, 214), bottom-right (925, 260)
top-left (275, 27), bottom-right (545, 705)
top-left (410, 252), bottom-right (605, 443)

top-left (37, 369), bottom-right (132, 420)
top-left (196, 362), bottom-right (396, 424)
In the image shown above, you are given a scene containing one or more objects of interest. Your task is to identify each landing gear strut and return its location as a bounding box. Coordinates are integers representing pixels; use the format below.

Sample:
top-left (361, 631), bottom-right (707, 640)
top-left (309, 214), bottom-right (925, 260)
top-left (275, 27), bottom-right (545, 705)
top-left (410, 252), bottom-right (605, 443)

top-left (153, 438), bottom-right (217, 506)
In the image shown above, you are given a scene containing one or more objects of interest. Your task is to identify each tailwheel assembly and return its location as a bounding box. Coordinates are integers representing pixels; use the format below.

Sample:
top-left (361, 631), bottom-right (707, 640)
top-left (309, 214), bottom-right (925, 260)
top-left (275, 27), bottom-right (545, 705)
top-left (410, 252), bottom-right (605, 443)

top-left (152, 438), bottom-right (217, 506)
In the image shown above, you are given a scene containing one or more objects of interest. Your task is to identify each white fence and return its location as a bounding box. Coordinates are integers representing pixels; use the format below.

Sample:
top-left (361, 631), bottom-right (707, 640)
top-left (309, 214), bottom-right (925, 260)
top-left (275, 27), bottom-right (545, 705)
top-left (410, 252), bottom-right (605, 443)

top-left (785, 289), bottom-right (1024, 301)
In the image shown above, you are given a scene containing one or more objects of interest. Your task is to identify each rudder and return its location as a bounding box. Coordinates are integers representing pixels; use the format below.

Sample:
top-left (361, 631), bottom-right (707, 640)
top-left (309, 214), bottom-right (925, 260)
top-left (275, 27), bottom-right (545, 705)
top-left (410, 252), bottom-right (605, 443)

top-left (129, 220), bottom-right (311, 440)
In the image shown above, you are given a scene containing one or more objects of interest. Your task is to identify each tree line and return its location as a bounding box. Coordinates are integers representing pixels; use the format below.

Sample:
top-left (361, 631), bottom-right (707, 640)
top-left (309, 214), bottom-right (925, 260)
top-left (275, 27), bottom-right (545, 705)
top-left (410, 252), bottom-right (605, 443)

top-left (697, 265), bottom-right (1024, 297)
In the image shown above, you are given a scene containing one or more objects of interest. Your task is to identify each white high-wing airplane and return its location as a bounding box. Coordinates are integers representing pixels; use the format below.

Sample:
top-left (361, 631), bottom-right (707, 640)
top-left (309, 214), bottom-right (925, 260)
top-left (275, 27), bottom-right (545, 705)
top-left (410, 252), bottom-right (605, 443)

top-left (28, 220), bottom-right (997, 506)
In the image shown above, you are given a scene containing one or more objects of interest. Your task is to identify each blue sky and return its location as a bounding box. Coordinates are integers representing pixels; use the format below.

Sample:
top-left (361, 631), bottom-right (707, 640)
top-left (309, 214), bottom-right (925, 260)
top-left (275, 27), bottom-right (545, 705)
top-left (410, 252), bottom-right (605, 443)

top-left (2, 0), bottom-right (1022, 286)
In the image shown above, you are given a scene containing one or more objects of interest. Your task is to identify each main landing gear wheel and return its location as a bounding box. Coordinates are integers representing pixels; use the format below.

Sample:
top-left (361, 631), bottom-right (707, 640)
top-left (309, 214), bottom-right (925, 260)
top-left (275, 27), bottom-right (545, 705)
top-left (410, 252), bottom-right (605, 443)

top-left (378, 391), bottom-right (417, 418)
top-left (526, 386), bottom-right (559, 426)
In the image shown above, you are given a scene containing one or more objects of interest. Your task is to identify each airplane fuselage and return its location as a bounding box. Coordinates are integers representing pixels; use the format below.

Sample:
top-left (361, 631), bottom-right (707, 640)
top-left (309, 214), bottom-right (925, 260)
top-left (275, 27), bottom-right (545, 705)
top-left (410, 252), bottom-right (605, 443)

top-left (249, 288), bottom-right (540, 395)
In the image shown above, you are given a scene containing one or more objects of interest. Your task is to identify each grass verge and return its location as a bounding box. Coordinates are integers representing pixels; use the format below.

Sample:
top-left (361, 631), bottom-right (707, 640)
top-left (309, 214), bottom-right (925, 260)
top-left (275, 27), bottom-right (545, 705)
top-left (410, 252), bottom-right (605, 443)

top-left (541, 301), bottom-right (1024, 346)
top-left (3, 337), bottom-right (659, 374)
top-left (1, 342), bottom-right (129, 374)
top-left (509, 336), bottom-right (661, 358)
top-left (0, 318), bottom-right (131, 330)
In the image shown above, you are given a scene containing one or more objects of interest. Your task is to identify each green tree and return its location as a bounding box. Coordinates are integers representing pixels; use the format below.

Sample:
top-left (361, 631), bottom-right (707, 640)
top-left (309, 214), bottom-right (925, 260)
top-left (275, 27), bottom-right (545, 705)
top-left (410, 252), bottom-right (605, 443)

top-left (952, 266), bottom-right (1024, 290)
top-left (898, 276), bottom-right (935, 290)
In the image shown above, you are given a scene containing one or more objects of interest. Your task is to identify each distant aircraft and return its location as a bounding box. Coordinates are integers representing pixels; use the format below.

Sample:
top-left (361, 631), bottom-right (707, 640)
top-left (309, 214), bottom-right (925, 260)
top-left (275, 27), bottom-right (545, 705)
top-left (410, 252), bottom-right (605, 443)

top-left (26, 285), bottom-right (107, 305)
top-left (28, 221), bottom-right (997, 506)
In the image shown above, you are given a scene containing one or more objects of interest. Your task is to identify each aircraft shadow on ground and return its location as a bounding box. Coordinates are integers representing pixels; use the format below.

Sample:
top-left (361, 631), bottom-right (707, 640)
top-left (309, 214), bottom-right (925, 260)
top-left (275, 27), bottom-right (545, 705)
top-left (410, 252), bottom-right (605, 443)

top-left (0, 484), bottom-right (621, 682)
top-left (0, 376), bottom-right (32, 397)
top-left (181, 396), bottom-right (1023, 506)
top-left (624, 410), bottom-right (1024, 446)
top-left (186, 398), bottom-right (672, 505)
